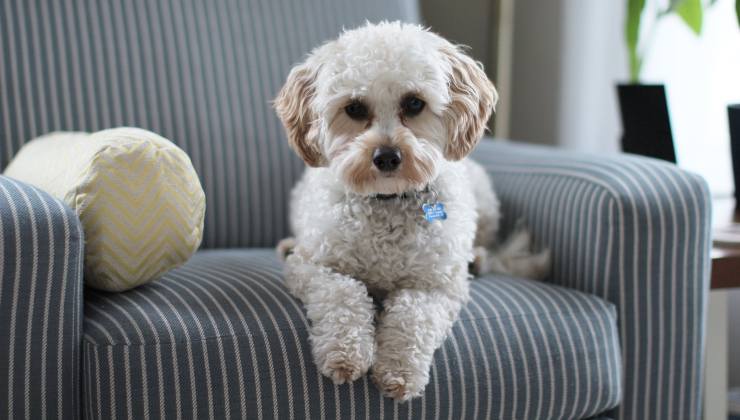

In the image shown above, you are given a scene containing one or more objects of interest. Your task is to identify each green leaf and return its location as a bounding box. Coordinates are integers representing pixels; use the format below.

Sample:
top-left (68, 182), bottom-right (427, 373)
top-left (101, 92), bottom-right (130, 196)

top-left (675, 0), bottom-right (703, 35)
top-left (736, 0), bottom-right (740, 27)
top-left (626, 0), bottom-right (646, 82)
top-left (668, 0), bottom-right (684, 11)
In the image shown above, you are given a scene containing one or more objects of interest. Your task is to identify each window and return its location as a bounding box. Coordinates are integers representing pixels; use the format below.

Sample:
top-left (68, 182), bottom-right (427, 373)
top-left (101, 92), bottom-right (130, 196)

top-left (642, 0), bottom-right (740, 196)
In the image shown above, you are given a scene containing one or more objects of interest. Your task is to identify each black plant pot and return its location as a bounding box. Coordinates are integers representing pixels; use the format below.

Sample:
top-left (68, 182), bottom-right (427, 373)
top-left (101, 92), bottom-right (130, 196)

top-left (617, 84), bottom-right (676, 163)
top-left (729, 104), bottom-right (740, 203)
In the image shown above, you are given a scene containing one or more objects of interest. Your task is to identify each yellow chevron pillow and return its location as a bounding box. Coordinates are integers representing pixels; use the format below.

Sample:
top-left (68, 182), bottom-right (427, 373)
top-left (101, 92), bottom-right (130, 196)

top-left (4, 127), bottom-right (205, 292)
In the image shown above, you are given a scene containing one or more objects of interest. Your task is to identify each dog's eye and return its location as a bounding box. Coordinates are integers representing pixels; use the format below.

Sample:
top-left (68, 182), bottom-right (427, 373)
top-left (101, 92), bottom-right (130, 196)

top-left (401, 96), bottom-right (425, 117)
top-left (345, 101), bottom-right (369, 120)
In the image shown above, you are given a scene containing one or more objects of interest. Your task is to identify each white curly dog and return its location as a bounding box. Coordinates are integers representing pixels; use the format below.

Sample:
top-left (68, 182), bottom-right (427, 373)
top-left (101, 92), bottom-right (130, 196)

top-left (274, 21), bottom-right (550, 401)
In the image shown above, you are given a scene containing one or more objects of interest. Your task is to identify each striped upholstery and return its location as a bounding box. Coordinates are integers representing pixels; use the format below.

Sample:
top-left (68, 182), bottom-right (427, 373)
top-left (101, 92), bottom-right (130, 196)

top-left (472, 139), bottom-right (713, 420)
top-left (0, 0), bottom-right (419, 248)
top-left (0, 175), bottom-right (85, 419)
top-left (83, 249), bottom-right (621, 419)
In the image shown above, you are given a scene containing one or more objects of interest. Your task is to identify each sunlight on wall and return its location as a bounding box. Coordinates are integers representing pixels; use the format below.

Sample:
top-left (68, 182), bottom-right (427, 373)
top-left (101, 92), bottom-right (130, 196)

top-left (641, 0), bottom-right (740, 196)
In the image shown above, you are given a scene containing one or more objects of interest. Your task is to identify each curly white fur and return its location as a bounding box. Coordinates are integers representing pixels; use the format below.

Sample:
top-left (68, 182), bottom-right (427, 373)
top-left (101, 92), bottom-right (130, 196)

top-left (274, 22), bottom-right (550, 400)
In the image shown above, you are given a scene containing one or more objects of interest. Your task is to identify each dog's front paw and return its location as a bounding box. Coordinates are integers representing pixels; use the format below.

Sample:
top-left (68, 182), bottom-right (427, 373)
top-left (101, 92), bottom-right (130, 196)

top-left (320, 349), bottom-right (373, 384)
top-left (311, 328), bottom-right (375, 385)
top-left (276, 237), bottom-right (296, 260)
top-left (371, 362), bottom-right (427, 401)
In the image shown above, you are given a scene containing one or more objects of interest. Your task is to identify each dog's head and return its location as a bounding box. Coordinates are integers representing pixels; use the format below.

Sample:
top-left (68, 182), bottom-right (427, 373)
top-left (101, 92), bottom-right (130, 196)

top-left (274, 21), bottom-right (498, 195)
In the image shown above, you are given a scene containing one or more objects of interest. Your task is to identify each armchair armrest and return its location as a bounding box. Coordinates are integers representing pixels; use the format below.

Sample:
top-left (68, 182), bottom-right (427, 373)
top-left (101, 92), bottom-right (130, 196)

top-left (472, 139), bottom-right (712, 420)
top-left (0, 175), bottom-right (84, 418)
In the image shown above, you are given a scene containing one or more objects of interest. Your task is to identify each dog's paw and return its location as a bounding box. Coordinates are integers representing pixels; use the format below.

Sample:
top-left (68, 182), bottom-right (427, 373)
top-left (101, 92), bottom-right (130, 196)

top-left (312, 328), bottom-right (375, 385)
top-left (469, 246), bottom-right (487, 276)
top-left (320, 350), bottom-right (372, 384)
top-left (371, 365), bottom-right (426, 401)
top-left (276, 237), bottom-right (296, 260)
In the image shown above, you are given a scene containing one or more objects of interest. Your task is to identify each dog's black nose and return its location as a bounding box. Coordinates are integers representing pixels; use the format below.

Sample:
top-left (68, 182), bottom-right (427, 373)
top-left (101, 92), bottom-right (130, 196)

top-left (372, 147), bottom-right (402, 172)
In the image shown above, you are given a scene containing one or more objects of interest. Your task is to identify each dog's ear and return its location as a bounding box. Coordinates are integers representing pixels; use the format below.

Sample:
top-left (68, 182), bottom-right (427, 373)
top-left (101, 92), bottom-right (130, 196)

top-left (440, 45), bottom-right (498, 161)
top-left (274, 61), bottom-right (325, 167)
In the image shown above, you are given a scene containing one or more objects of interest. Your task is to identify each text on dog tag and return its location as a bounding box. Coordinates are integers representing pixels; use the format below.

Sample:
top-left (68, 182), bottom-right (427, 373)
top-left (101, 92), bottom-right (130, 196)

top-left (422, 202), bottom-right (447, 222)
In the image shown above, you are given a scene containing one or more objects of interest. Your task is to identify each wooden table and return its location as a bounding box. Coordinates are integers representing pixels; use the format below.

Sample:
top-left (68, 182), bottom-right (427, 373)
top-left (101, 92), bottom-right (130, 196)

top-left (705, 197), bottom-right (739, 420)
top-left (712, 198), bottom-right (740, 289)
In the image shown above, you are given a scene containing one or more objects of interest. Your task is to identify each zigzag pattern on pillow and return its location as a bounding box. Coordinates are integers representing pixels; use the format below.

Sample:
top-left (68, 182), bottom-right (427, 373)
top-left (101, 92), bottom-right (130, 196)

top-left (76, 134), bottom-right (205, 291)
top-left (4, 127), bottom-right (206, 291)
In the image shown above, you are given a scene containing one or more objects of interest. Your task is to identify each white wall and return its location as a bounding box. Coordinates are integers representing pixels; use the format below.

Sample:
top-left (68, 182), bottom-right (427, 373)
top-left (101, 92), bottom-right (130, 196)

top-left (557, 1), bottom-right (627, 153)
top-left (508, 0), bottom-right (564, 145)
top-left (418, 0), bottom-right (508, 134)
top-left (509, 0), bottom-right (627, 151)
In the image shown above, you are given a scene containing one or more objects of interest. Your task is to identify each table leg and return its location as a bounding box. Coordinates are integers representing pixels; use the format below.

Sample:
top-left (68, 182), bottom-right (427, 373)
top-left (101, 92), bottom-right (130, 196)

top-left (704, 290), bottom-right (728, 420)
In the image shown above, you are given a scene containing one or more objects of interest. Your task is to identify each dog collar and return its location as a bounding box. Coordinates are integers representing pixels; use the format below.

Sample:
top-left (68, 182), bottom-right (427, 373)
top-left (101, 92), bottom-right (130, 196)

top-left (371, 185), bottom-right (430, 201)
top-left (369, 186), bottom-right (447, 222)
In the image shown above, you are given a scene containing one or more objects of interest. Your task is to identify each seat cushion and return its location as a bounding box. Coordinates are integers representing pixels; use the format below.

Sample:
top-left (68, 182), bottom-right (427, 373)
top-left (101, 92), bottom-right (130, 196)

top-left (82, 249), bottom-right (621, 419)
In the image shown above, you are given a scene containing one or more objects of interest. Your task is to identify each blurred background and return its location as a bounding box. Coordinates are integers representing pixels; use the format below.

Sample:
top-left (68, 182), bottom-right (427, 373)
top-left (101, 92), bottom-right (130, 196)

top-left (420, 0), bottom-right (740, 416)
top-left (421, 0), bottom-right (740, 196)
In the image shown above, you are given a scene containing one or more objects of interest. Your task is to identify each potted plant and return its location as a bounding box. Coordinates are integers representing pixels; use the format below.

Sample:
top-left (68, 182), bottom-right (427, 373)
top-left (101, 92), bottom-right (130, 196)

top-left (618, 0), bottom-right (706, 162)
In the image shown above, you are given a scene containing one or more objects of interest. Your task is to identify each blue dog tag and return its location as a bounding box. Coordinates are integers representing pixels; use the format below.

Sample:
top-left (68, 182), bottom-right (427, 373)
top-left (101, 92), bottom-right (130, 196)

top-left (422, 202), bottom-right (447, 222)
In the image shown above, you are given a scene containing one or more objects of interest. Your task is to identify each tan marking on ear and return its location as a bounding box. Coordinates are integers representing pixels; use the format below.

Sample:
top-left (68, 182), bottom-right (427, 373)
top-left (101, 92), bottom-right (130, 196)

top-left (440, 45), bottom-right (499, 161)
top-left (274, 63), bottom-right (325, 167)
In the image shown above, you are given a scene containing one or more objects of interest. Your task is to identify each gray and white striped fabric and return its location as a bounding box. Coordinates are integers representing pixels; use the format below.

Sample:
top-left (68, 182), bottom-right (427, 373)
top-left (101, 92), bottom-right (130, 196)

top-left (0, 175), bottom-right (85, 419)
top-left (0, 0), bottom-right (418, 248)
top-left (472, 139), bottom-right (712, 420)
top-left (83, 249), bottom-right (621, 420)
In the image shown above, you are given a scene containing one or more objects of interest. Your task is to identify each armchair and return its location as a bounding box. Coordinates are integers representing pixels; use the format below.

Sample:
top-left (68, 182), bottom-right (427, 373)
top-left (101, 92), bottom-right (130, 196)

top-left (0, 1), bottom-right (711, 418)
top-left (472, 140), bottom-right (712, 419)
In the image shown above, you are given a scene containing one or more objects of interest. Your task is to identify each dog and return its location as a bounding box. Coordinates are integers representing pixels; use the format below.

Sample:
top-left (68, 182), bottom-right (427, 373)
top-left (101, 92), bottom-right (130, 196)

top-left (273, 21), bottom-right (550, 401)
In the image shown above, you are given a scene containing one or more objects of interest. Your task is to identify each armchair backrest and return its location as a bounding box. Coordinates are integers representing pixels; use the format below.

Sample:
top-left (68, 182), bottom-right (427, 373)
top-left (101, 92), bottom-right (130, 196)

top-left (0, 0), bottom-right (419, 247)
